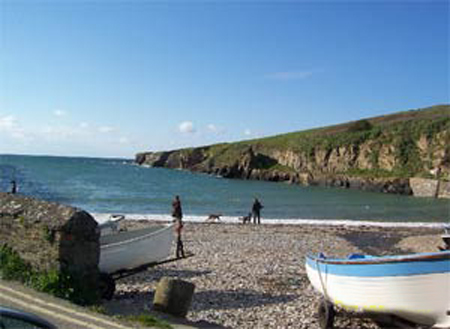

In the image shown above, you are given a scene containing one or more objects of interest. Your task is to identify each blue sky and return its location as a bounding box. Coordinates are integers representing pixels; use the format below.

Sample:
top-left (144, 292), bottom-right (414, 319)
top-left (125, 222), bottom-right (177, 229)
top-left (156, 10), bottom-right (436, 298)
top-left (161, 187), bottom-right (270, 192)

top-left (0, 1), bottom-right (448, 158)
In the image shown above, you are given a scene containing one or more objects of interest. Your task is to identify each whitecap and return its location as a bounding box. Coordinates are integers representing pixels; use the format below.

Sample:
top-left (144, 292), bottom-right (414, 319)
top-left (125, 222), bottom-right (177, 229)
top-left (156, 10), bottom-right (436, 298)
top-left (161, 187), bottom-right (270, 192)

top-left (91, 213), bottom-right (446, 229)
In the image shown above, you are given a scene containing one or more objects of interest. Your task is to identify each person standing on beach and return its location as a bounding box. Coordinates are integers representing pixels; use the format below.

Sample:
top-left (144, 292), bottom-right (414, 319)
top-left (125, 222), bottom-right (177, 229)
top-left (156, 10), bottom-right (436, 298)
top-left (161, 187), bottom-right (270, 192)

top-left (10, 180), bottom-right (17, 194)
top-left (172, 195), bottom-right (185, 258)
top-left (252, 198), bottom-right (263, 225)
top-left (434, 165), bottom-right (443, 198)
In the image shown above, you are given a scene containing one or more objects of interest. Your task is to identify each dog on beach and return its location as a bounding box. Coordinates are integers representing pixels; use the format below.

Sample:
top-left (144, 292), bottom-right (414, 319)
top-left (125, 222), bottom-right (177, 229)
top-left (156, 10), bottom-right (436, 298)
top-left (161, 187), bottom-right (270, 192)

top-left (206, 213), bottom-right (222, 222)
top-left (240, 213), bottom-right (252, 224)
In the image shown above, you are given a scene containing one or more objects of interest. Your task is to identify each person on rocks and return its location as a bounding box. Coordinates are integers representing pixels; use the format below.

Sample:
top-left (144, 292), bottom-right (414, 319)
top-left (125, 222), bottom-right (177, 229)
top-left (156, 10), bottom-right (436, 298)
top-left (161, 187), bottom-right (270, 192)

top-left (172, 195), bottom-right (185, 258)
top-left (251, 198), bottom-right (263, 225)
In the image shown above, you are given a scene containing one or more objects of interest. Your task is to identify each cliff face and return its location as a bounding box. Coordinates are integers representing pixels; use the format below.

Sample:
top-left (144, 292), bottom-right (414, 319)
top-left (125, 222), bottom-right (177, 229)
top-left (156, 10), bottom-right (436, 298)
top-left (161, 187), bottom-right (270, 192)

top-left (136, 105), bottom-right (450, 198)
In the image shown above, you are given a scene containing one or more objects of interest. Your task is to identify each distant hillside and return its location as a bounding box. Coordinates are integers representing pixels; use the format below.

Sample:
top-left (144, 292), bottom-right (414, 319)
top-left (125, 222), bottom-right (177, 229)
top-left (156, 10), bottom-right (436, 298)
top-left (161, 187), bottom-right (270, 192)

top-left (136, 105), bottom-right (450, 197)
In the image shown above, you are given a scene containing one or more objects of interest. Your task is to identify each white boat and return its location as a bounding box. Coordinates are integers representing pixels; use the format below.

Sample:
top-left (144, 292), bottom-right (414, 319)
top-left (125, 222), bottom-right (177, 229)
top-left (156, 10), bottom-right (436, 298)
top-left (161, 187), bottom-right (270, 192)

top-left (98, 214), bottom-right (125, 236)
top-left (99, 224), bottom-right (174, 274)
top-left (306, 250), bottom-right (450, 328)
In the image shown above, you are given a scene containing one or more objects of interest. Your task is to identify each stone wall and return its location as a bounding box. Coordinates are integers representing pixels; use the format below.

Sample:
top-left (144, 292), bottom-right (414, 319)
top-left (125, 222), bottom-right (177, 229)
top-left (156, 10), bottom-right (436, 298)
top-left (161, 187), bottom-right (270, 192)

top-left (0, 193), bottom-right (100, 302)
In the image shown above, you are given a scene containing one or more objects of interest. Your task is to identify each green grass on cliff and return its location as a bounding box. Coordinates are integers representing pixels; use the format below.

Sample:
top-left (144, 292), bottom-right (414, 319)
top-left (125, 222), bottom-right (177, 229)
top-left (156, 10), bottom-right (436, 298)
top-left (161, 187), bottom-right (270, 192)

top-left (249, 105), bottom-right (450, 152)
top-left (141, 105), bottom-right (450, 179)
top-left (211, 105), bottom-right (449, 176)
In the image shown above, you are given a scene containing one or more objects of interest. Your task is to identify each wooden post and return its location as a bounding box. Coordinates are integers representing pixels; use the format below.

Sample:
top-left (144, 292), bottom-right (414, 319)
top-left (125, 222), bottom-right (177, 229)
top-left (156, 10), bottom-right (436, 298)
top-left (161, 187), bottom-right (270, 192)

top-left (153, 277), bottom-right (195, 318)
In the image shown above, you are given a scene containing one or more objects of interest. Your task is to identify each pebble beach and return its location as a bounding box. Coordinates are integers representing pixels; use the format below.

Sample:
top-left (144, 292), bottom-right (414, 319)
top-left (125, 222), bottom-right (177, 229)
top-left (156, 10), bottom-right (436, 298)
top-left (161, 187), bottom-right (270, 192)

top-left (102, 220), bottom-right (445, 329)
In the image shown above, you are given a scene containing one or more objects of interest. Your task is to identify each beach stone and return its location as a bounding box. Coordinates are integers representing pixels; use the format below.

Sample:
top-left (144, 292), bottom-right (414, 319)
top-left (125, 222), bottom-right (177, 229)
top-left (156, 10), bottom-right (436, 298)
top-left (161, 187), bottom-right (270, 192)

top-left (153, 276), bottom-right (195, 317)
top-left (102, 221), bottom-right (442, 329)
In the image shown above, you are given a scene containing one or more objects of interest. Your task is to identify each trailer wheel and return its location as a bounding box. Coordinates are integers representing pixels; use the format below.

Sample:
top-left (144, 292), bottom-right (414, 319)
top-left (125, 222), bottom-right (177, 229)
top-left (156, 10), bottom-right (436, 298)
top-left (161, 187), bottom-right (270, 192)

top-left (318, 299), bottom-right (335, 329)
top-left (373, 315), bottom-right (415, 329)
top-left (99, 273), bottom-right (115, 300)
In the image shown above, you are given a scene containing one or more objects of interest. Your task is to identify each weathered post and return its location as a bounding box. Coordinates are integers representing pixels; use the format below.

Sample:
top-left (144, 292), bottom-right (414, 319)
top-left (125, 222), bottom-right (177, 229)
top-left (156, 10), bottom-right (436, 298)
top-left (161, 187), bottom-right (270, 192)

top-left (153, 276), bottom-right (195, 318)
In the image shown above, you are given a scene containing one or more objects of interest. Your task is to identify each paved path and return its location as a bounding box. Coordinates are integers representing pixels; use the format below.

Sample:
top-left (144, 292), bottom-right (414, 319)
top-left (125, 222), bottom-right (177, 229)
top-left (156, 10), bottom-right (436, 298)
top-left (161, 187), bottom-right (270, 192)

top-left (0, 280), bottom-right (141, 328)
top-left (0, 280), bottom-right (204, 329)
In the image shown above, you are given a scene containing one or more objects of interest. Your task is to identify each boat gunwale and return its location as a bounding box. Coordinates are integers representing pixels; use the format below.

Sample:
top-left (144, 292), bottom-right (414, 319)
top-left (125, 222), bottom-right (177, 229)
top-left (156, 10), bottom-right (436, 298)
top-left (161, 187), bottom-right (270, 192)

top-left (306, 251), bottom-right (450, 266)
top-left (100, 224), bottom-right (173, 249)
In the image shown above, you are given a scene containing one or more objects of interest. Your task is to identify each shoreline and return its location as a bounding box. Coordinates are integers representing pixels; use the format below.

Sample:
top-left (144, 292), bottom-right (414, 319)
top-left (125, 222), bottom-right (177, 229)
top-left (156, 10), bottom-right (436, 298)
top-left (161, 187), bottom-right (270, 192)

top-left (102, 220), bottom-right (445, 328)
top-left (92, 212), bottom-right (449, 228)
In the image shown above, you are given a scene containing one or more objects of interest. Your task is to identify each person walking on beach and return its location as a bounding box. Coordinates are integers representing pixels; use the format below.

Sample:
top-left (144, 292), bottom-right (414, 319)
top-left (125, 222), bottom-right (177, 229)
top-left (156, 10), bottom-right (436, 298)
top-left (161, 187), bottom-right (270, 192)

top-left (172, 195), bottom-right (185, 258)
top-left (252, 198), bottom-right (263, 225)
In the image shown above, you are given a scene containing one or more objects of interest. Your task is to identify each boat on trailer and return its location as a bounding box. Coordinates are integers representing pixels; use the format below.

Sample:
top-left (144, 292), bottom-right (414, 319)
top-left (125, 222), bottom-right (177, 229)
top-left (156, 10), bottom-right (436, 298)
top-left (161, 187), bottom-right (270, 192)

top-left (99, 223), bottom-right (174, 274)
top-left (98, 223), bottom-right (175, 299)
top-left (306, 250), bottom-right (450, 328)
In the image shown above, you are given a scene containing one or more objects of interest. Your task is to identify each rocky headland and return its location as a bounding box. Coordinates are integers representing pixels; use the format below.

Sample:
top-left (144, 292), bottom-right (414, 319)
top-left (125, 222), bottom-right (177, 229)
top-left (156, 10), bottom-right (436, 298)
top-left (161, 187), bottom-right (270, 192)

top-left (136, 105), bottom-right (450, 198)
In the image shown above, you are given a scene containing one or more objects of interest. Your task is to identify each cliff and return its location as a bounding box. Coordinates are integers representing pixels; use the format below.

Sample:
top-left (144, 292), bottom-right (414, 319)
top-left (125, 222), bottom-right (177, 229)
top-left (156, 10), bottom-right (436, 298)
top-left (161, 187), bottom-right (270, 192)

top-left (136, 105), bottom-right (450, 198)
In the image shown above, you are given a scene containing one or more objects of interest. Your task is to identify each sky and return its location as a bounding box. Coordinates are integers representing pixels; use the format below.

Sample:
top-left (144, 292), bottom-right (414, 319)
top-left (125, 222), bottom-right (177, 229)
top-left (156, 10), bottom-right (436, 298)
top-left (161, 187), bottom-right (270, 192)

top-left (0, 1), bottom-right (448, 158)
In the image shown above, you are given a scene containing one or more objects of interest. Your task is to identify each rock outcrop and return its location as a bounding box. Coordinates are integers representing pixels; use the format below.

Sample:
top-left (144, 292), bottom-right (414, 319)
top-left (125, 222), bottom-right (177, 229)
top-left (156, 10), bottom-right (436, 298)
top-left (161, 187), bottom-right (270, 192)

top-left (410, 178), bottom-right (450, 198)
top-left (0, 192), bottom-right (100, 303)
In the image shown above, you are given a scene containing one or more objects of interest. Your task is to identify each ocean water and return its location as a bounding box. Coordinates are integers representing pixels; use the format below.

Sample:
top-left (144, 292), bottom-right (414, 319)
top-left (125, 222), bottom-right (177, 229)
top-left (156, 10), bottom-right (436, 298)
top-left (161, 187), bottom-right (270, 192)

top-left (0, 154), bottom-right (448, 224)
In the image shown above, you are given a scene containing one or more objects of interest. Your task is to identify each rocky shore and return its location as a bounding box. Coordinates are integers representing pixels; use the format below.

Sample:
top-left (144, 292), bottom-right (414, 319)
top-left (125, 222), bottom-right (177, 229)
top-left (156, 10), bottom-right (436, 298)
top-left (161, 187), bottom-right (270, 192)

top-left (102, 221), bottom-right (444, 329)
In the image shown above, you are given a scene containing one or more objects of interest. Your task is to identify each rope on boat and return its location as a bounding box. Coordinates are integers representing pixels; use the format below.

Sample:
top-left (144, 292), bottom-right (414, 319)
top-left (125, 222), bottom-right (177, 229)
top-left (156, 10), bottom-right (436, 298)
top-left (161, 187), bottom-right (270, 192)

top-left (316, 257), bottom-right (330, 302)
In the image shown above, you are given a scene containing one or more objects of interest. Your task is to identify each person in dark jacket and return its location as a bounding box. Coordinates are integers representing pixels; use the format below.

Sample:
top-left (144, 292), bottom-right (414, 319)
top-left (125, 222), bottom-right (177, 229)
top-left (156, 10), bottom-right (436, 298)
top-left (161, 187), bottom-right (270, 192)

top-left (172, 195), bottom-right (185, 258)
top-left (10, 180), bottom-right (17, 194)
top-left (252, 198), bottom-right (263, 224)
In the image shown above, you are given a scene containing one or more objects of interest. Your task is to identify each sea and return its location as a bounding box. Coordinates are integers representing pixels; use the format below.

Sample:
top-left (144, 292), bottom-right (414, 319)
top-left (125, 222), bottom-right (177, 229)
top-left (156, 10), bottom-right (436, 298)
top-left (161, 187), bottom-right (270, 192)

top-left (0, 154), bottom-right (449, 226)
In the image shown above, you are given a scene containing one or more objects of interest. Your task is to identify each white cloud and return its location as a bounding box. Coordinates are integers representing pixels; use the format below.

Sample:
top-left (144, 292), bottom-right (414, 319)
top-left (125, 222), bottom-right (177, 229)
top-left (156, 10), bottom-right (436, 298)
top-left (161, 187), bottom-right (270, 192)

top-left (0, 112), bottom-right (138, 157)
top-left (244, 129), bottom-right (252, 136)
top-left (0, 114), bottom-right (28, 141)
top-left (53, 109), bottom-right (67, 117)
top-left (207, 124), bottom-right (217, 132)
top-left (206, 123), bottom-right (226, 135)
top-left (119, 137), bottom-right (129, 144)
top-left (98, 126), bottom-right (115, 133)
top-left (0, 115), bottom-right (17, 130)
top-left (41, 125), bottom-right (76, 139)
top-left (11, 131), bottom-right (26, 139)
top-left (179, 121), bottom-right (195, 134)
